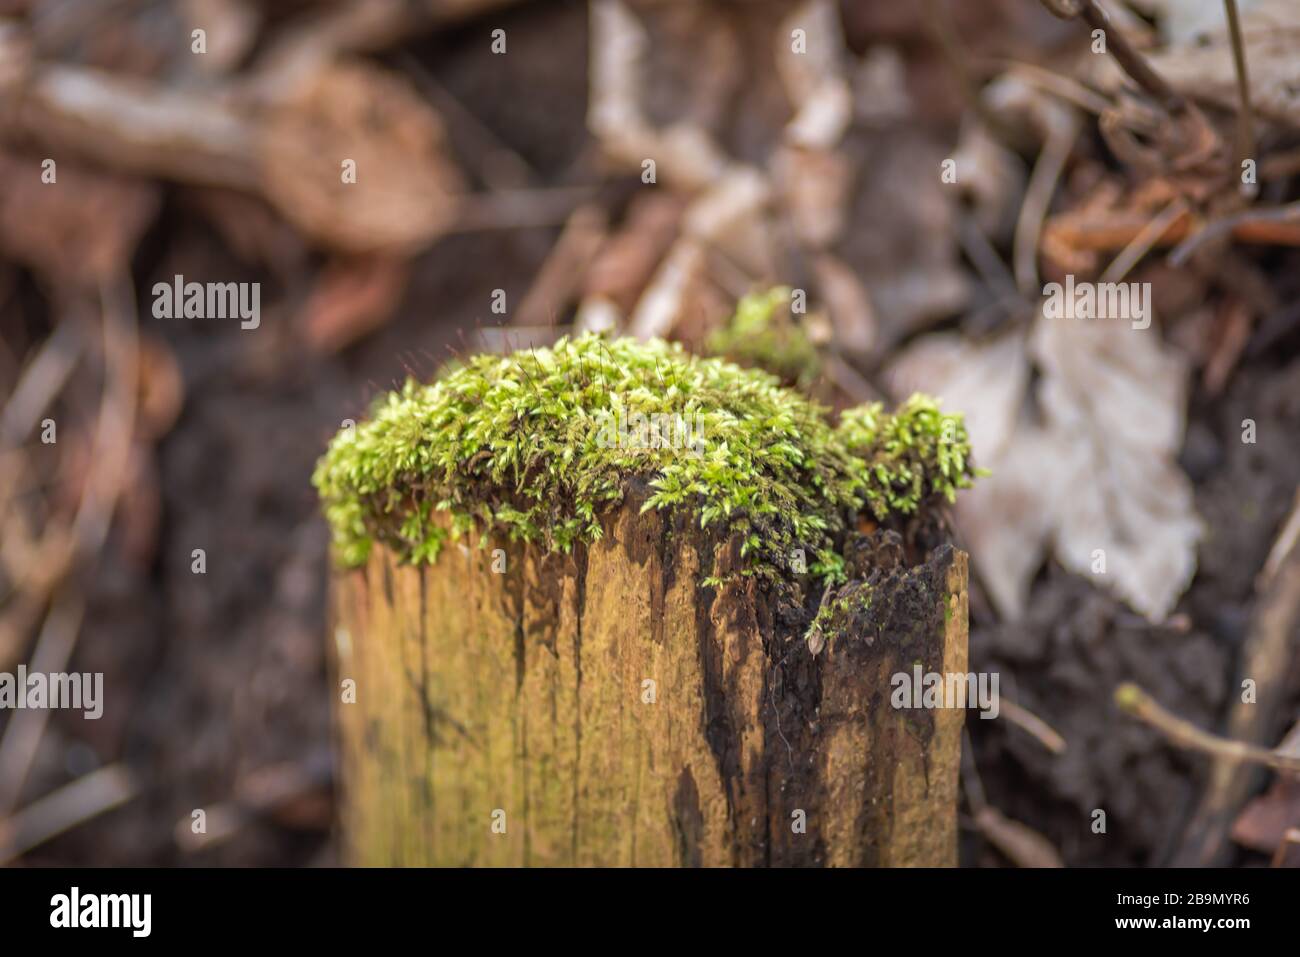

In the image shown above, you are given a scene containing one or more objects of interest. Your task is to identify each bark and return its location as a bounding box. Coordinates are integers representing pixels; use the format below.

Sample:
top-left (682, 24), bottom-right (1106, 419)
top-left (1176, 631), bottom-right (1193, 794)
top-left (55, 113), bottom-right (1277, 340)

top-left (330, 499), bottom-right (968, 866)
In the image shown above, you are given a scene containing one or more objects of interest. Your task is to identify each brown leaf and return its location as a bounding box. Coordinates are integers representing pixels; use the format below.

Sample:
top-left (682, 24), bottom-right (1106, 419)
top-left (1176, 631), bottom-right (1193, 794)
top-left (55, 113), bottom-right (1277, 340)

top-left (1032, 312), bottom-right (1202, 622)
top-left (297, 256), bottom-right (410, 354)
top-left (135, 335), bottom-right (185, 442)
top-left (1146, 0), bottom-right (1300, 130)
top-left (1232, 722), bottom-right (1300, 857)
top-left (258, 60), bottom-right (464, 253)
top-left (0, 150), bottom-right (159, 285)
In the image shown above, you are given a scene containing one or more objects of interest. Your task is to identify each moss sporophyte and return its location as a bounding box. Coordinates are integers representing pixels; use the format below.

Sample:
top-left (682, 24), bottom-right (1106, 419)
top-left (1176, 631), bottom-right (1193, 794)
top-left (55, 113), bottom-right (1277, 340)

top-left (312, 331), bottom-right (979, 582)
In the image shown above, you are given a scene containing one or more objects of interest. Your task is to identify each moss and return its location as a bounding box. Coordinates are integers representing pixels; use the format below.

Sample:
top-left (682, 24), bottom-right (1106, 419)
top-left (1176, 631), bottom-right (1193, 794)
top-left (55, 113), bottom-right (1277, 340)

top-left (707, 286), bottom-right (820, 388)
top-left (839, 394), bottom-right (980, 518)
top-left (312, 332), bottom-right (977, 580)
top-left (805, 582), bottom-right (873, 655)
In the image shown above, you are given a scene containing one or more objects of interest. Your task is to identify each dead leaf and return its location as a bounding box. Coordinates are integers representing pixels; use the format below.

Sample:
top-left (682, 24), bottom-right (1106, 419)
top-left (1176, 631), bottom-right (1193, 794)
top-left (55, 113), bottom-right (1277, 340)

top-left (773, 144), bottom-right (850, 248)
top-left (812, 253), bottom-right (877, 357)
top-left (136, 335), bottom-right (184, 442)
top-left (1141, 0), bottom-right (1300, 129)
top-left (775, 0), bottom-right (852, 149)
top-left (1032, 313), bottom-right (1201, 622)
top-left (297, 256), bottom-right (410, 354)
top-left (258, 59), bottom-right (463, 253)
top-left (0, 150), bottom-right (159, 285)
top-left (1232, 722), bottom-right (1300, 856)
top-left (183, 0), bottom-right (261, 75)
top-left (890, 311), bottom-right (1202, 623)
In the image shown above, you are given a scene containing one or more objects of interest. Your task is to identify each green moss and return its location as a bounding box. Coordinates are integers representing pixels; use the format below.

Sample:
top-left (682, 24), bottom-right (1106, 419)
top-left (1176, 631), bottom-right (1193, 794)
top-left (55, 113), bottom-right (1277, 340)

top-left (839, 394), bottom-right (980, 518)
top-left (805, 582), bottom-right (873, 655)
top-left (312, 332), bottom-right (977, 579)
top-left (707, 286), bottom-right (820, 388)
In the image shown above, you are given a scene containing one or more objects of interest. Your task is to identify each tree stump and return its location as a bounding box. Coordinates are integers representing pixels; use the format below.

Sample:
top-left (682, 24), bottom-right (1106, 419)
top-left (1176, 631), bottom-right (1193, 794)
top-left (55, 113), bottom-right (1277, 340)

top-left (329, 501), bottom-right (968, 867)
top-left (314, 328), bottom-right (979, 866)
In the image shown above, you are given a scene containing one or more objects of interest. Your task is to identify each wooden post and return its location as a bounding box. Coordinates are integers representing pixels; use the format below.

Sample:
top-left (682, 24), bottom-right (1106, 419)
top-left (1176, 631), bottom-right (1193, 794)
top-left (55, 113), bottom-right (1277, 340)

top-left (329, 498), bottom-right (968, 867)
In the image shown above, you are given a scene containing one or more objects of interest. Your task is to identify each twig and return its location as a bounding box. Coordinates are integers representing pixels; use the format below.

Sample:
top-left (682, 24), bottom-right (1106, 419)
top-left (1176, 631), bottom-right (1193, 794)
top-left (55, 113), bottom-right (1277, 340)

top-left (1015, 109), bottom-right (1078, 294)
top-left (999, 697), bottom-right (1067, 755)
top-left (1259, 488), bottom-right (1300, 590)
top-left (0, 318), bottom-right (84, 449)
top-left (1100, 196), bottom-right (1188, 284)
top-left (5, 63), bottom-right (259, 189)
top-left (1115, 683), bottom-right (1300, 776)
top-left (1222, 0), bottom-right (1257, 198)
top-left (1000, 60), bottom-right (1113, 117)
top-left (962, 728), bottom-right (1063, 866)
top-left (397, 52), bottom-right (536, 191)
top-left (1169, 200), bottom-right (1300, 267)
top-left (1039, 0), bottom-right (1185, 115)
top-left (0, 764), bottom-right (136, 864)
top-left (514, 205), bottom-right (608, 327)
top-left (0, 589), bottom-right (86, 812)
top-left (448, 188), bottom-right (602, 233)
top-left (1271, 828), bottom-right (1300, 868)
top-left (249, 0), bottom-right (525, 96)
top-left (0, 278), bottom-right (138, 813)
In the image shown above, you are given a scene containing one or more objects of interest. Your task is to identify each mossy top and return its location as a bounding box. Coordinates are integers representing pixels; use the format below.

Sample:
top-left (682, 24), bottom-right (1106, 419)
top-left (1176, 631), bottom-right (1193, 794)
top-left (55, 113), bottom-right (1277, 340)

top-left (312, 333), bottom-right (976, 581)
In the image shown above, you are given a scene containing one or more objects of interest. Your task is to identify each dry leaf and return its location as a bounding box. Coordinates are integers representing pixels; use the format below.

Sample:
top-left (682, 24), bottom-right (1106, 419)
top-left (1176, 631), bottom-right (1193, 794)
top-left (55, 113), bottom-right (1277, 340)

top-left (1032, 314), bottom-right (1201, 622)
top-left (258, 60), bottom-right (463, 253)
top-left (1142, 0), bottom-right (1300, 129)
top-left (297, 256), bottom-right (411, 354)
top-left (813, 253), bottom-right (877, 357)
top-left (1232, 722), bottom-right (1300, 856)
top-left (890, 313), bottom-right (1202, 623)
top-left (775, 0), bottom-right (852, 149)
top-left (587, 0), bottom-right (729, 190)
top-left (136, 335), bottom-right (185, 442)
top-left (0, 150), bottom-right (159, 284)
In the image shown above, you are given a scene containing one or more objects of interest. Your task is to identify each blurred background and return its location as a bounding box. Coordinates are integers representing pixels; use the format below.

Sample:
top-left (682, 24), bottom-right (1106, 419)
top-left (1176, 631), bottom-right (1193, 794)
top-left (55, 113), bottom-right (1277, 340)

top-left (0, 0), bottom-right (1298, 867)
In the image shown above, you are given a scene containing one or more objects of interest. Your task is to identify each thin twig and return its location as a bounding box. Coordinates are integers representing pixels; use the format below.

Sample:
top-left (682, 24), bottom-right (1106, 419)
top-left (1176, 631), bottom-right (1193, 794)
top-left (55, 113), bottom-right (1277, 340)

top-left (1222, 0), bottom-right (1257, 198)
top-left (1169, 200), bottom-right (1300, 267)
top-left (1039, 0), bottom-right (1185, 115)
top-left (1259, 487), bottom-right (1300, 590)
top-left (999, 697), bottom-right (1067, 755)
top-left (1100, 196), bottom-right (1188, 284)
top-left (1015, 111), bottom-right (1078, 294)
top-left (0, 589), bottom-right (86, 812)
top-left (0, 278), bottom-right (138, 813)
top-left (922, 0), bottom-right (1020, 144)
top-left (1115, 683), bottom-right (1300, 776)
top-left (0, 764), bottom-right (136, 865)
top-left (1000, 60), bottom-right (1114, 116)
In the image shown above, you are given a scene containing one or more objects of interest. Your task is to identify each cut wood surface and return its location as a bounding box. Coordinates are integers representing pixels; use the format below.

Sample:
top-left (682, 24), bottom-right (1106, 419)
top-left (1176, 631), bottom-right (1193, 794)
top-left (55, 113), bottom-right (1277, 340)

top-left (331, 498), bottom-right (967, 867)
